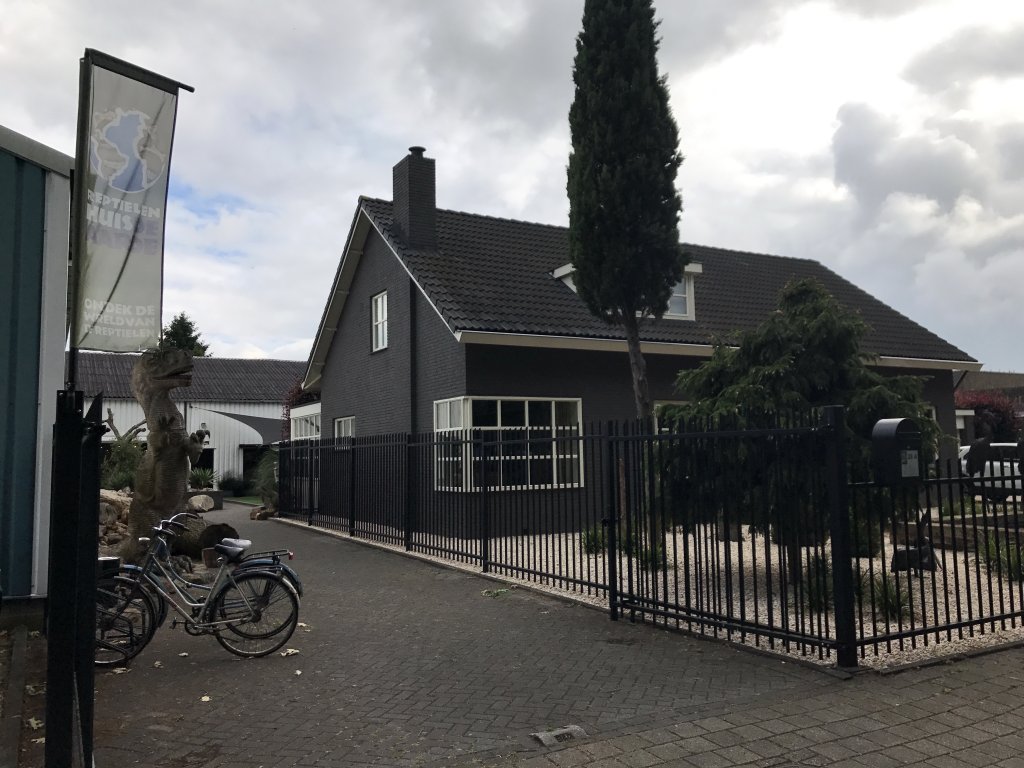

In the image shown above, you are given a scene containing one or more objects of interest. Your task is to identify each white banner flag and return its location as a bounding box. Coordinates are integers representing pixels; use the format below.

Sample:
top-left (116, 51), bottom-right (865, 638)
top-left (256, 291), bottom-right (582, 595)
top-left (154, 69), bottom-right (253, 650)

top-left (71, 51), bottom-right (184, 352)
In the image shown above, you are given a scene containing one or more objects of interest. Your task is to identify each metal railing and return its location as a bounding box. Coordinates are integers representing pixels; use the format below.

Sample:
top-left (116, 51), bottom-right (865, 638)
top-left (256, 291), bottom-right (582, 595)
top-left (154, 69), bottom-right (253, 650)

top-left (278, 409), bottom-right (1024, 666)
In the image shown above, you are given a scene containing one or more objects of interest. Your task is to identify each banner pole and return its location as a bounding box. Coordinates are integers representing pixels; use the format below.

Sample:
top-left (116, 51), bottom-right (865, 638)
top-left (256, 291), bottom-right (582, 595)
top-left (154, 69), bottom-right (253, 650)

top-left (66, 53), bottom-right (92, 391)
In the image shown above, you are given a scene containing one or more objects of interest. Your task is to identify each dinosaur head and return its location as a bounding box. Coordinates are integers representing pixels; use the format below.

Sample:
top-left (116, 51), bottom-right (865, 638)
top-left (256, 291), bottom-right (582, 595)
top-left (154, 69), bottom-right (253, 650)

top-left (130, 348), bottom-right (195, 399)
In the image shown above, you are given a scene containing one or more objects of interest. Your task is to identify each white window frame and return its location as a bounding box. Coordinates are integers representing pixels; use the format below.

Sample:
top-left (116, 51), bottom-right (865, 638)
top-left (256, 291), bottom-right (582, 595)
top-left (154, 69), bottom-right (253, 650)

top-left (371, 291), bottom-right (388, 351)
top-left (333, 416), bottom-right (355, 438)
top-left (663, 275), bottom-right (695, 320)
top-left (432, 396), bottom-right (584, 492)
top-left (554, 262), bottom-right (701, 321)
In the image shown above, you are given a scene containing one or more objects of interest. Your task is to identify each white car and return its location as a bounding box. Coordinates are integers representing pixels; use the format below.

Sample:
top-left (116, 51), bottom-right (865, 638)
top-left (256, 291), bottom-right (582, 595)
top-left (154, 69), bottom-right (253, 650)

top-left (959, 442), bottom-right (1023, 502)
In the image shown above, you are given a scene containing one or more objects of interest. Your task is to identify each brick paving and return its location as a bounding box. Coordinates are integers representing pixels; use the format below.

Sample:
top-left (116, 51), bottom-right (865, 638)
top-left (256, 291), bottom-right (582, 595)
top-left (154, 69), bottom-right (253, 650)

top-left (93, 504), bottom-right (1024, 767)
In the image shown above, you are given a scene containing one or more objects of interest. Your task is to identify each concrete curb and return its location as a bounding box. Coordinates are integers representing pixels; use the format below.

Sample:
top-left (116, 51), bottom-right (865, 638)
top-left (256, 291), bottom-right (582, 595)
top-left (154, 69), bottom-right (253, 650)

top-left (1, 625), bottom-right (28, 768)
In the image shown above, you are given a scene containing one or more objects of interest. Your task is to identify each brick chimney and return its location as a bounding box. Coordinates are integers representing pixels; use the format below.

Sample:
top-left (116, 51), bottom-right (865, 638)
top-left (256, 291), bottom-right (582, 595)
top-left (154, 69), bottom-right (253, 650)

top-left (392, 146), bottom-right (436, 250)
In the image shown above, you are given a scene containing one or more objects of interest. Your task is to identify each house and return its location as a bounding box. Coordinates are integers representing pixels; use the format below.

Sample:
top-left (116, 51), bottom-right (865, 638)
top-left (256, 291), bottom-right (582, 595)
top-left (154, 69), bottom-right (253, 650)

top-left (0, 126), bottom-right (72, 611)
top-left (302, 147), bottom-right (979, 487)
top-left (76, 352), bottom-right (306, 481)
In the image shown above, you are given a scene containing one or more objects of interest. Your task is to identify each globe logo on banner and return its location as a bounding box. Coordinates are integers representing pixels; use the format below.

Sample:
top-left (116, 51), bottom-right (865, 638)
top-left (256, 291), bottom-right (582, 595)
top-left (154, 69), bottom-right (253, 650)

top-left (90, 108), bottom-right (168, 193)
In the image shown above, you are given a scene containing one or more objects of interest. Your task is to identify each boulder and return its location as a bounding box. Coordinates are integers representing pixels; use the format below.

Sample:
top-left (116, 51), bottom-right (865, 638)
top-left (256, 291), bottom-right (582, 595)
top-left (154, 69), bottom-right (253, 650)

top-left (197, 523), bottom-right (241, 552)
top-left (188, 494), bottom-right (216, 513)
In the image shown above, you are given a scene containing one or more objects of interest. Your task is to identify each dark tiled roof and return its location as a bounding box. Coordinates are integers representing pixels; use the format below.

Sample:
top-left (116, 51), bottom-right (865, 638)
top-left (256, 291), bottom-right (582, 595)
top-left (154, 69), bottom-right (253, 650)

top-left (360, 198), bottom-right (976, 364)
top-left (959, 371), bottom-right (1024, 393)
top-left (74, 352), bottom-right (306, 402)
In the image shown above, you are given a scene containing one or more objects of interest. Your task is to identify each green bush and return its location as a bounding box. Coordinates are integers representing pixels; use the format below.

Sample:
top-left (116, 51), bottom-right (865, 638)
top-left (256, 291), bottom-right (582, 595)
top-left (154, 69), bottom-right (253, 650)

top-left (803, 553), bottom-right (833, 612)
top-left (619, 535), bottom-right (670, 571)
top-left (582, 525), bottom-right (606, 555)
top-left (253, 451), bottom-right (278, 511)
top-left (850, 515), bottom-right (884, 558)
top-left (218, 471), bottom-right (248, 497)
top-left (983, 534), bottom-right (1024, 582)
top-left (871, 573), bottom-right (911, 622)
top-left (101, 439), bottom-right (143, 490)
top-left (189, 467), bottom-right (217, 489)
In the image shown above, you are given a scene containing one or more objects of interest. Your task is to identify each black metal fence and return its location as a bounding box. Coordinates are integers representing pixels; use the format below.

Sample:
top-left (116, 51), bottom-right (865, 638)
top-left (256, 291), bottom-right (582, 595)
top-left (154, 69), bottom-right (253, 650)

top-left (46, 391), bottom-right (105, 767)
top-left (278, 408), bottom-right (1024, 667)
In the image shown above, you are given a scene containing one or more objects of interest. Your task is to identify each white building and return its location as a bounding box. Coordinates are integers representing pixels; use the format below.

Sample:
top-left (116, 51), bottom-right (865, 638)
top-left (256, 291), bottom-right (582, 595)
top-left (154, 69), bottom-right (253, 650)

top-left (77, 352), bottom-right (306, 482)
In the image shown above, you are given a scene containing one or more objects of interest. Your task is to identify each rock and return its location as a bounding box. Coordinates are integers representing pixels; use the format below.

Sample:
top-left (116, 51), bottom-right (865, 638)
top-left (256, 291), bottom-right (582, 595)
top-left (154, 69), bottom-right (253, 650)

top-left (188, 494), bottom-right (215, 513)
top-left (106, 533), bottom-right (123, 545)
top-left (99, 503), bottom-right (119, 526)
top-left (249, 508), bottom-right (260, 520)
top-left (99, 489), bottom-right (132, 521)
top-left (255, 508), bottom-right (275, 521)
top-left (197, 523), bottom-right (241, 552)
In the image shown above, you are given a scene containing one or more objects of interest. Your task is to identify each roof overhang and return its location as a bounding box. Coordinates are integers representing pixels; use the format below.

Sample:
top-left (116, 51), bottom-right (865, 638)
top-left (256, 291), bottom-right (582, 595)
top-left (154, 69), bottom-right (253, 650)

top-left (457, 330), bottom-right (980, 371)
top-left (302, 209), bottom-right (374, 391)
top-left (303, 204), bottom-right (456, 391)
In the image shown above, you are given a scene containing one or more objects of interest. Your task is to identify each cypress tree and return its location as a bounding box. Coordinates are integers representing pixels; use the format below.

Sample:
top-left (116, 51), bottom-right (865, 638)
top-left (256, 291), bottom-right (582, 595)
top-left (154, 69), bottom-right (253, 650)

top-left (160, 312), bottom-right (210, 356)
top-left (567, 0), bottom-right (685, 419)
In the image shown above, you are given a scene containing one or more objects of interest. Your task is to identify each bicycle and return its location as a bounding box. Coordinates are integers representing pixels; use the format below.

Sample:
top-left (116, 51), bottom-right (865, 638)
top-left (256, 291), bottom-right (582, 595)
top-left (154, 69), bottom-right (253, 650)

top-left (116, 524), bottom-right (304, 630)
top-left (96, 512), bottom-right (300, 666)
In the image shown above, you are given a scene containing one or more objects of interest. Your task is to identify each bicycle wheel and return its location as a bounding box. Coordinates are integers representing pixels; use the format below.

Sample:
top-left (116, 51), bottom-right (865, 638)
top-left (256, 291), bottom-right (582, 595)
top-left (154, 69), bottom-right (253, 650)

top-left (211, 570), bottom-right (299, 657)
top-left (119, 565), bottom-right (169, 628)
top-left (95, 575), bottom-right (158, 667)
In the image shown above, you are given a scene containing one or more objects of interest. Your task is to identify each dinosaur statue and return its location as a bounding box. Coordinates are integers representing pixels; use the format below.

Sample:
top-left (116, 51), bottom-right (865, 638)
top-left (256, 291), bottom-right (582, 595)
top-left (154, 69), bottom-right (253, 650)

top-left (122, 348), bottom-right (209, 562)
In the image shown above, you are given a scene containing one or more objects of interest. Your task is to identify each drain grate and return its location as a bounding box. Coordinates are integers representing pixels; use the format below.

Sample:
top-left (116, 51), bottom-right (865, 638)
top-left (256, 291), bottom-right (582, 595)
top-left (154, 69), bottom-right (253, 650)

top-left (530, 724), bottom-right (588, 748)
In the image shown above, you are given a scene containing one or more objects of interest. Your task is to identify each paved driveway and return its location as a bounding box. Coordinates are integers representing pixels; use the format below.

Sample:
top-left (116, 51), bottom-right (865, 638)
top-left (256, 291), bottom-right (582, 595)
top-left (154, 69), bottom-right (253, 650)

top-left (93, 504), bottom-right (1024, 767)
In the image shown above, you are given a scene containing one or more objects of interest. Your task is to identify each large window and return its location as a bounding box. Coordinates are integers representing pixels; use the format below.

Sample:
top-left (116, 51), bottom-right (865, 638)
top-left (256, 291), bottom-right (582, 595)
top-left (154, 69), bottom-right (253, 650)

top-left (371, 291), bottom-right (388, 351)
top-left (433, 397), bottom-right (583, 491)
top-left (334, 416), bottom-right (354, 438)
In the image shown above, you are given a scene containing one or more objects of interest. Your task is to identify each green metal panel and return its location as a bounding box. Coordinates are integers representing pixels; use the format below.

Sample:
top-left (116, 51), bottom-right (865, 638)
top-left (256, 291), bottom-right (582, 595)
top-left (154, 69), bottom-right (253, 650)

top-left (0, 148), bottom-right (45, 598)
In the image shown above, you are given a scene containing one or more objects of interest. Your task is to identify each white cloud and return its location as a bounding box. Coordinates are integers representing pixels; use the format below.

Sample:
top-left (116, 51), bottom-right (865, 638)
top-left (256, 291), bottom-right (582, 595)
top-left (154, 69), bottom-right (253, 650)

top-left (2, 0), bottom-right (1023, 372)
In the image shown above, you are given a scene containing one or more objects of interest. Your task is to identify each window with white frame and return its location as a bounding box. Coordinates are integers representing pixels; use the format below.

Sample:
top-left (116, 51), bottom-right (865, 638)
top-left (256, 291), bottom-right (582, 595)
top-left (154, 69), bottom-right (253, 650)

top-left (433, 397), bottom-right (583, 491)
top-left (371, 291), bottom-right (388, 351)
top-left (664, 276), bottom-right (695, 320)
top-left (291, 413), bottom-right (320, 439)
top-left (554, 263), bottom-right (700, 321)
top-left (334, 416), bottom-right (354, 438)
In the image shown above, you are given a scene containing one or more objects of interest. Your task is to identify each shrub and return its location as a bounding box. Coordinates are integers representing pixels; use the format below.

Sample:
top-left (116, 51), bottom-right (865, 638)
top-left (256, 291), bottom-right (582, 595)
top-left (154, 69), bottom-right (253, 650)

top-left (582, 525), bottom-right (606, 555)
top-left (803, 553), bottom-right (833, 612)
top-left (871, 573), bottom-right (911, 622)
top-left (982, 534), bottom-right (1024, 582)
top-left (101, 439), bottom-right (143, 490)
top-left (850, 514), bottom-right (884, 558)
top-left (619, 535), bottom-right (670, 571)
top-left (218, 471), bottom-right (248, 497)
top-left (253, 451), bottom-right (278, 511)
top-left (955, 390), bottom-right (1021, 442)
top-left (189, 467), bottom-right (217, 489)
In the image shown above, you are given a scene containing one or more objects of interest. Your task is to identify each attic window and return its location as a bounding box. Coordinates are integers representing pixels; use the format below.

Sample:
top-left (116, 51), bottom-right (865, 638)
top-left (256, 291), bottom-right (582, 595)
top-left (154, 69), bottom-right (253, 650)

top-left (553, 263), bottom-right (701, 320)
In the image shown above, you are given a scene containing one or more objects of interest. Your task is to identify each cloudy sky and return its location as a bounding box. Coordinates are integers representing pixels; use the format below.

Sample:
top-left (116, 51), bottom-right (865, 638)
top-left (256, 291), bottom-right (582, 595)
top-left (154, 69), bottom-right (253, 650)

top-left (2, 0), bottom-right (1022, 371)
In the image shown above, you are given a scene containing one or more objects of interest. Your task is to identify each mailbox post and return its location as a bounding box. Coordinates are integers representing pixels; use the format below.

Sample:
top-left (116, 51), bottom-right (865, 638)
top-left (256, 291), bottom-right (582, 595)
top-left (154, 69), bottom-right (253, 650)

top-left (871, 418), bottom-right (922, 486)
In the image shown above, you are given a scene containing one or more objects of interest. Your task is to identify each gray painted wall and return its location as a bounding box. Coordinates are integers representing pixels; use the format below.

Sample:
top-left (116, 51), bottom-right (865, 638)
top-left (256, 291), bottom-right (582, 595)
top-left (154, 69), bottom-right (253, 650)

top-left (0, 127), bottom-right (71, 600)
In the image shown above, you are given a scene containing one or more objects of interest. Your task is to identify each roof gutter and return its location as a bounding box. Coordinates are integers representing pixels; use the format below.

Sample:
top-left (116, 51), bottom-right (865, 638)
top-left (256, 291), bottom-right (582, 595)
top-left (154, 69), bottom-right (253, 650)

top-left (456, 330), bottom-right (980, 371)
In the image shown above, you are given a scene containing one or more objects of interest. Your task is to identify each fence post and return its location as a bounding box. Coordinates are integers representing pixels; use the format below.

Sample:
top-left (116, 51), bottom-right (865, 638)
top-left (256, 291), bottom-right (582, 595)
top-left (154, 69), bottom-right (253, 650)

top-left (348, 438), bottom-right (356, 536)
top-left (825, 405), bottom-right (857, 668)
top-left (46, 390), bottom-right (83, 767)
top-left (605, 422), bottom-right (619, 621)
top-left (74, 396), bottom-right (105, 763)
top-left (479, 432), bottom-right (491, 573)
top-left (405, 433), bottom-right (414, 551)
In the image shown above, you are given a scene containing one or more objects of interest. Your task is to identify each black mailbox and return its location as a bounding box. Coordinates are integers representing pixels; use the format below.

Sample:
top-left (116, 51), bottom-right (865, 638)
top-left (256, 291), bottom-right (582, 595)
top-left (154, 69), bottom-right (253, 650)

top-left (871, 418), bottom-right (922, 486)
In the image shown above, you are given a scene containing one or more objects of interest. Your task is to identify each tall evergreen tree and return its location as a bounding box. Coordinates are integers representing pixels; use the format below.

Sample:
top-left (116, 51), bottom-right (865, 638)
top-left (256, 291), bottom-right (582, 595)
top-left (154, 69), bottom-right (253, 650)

top-left (567, 0), bottom-right (685, 419)
top-left (160, 312), bottom-right (210, 356)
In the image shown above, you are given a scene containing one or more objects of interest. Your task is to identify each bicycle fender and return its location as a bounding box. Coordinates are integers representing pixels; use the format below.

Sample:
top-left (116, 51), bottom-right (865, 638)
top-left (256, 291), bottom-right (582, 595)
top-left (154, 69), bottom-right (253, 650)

top-left (239, 559), bottom-right (304, 597)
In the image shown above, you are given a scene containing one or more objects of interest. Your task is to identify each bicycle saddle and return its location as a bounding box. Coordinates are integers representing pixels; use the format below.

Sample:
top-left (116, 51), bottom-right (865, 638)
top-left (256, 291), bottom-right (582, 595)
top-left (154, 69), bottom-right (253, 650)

top-left (213, 537), bottom-right (252, 563)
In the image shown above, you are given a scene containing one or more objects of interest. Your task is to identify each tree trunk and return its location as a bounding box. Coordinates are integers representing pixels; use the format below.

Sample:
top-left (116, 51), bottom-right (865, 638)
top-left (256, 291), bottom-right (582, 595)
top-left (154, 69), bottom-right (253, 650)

top-left (622, 314), bottom-right (652, 420)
